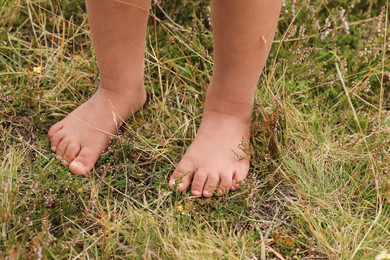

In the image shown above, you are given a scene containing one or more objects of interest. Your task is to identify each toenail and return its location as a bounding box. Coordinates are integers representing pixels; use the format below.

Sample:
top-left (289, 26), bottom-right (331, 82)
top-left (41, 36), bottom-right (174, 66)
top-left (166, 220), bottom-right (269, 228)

top-left (217, 189), bottom-right (223, 195)
top-left (51, 146), bottom-right (57, 152)
top-left (203, 190), bottom-right (210, 196)
top-left (192, 190), bottom-right (201, 197)
top-left (171, 179), bottom-right (183, 189)
top-left (70, 161), bottom-right (84, 170)
top-left (56, 155), bottom-right (62, 160)
top-left (62, 159), bottom-right (69, 166)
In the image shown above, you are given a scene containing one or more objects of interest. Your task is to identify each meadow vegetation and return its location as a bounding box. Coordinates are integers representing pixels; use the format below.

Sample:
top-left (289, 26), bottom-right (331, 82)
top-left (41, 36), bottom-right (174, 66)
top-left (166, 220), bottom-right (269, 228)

top-left (0, 0), bottom-right (389, 258)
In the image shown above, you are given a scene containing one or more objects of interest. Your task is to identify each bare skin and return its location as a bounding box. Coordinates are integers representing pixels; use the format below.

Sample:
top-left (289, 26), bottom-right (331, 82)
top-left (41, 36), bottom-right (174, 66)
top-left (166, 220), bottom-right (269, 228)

top-left (168, 103), bottom-right (251, 196)
top-left (48, 0), bottom-right (282, 197)
top-left (48, 0), bottom-right (150, 175)
top-left (48, 86), bottom-right (146, 175)
top-left (169, 0), bottom-right (282, 197)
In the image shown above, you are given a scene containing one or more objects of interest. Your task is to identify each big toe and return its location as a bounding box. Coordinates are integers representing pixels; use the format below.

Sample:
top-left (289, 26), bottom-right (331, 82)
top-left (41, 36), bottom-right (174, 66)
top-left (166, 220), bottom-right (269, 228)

top-left (69, 146), bottom-right (101, 175)
top-left (169, 159), bottom-right (194, 192)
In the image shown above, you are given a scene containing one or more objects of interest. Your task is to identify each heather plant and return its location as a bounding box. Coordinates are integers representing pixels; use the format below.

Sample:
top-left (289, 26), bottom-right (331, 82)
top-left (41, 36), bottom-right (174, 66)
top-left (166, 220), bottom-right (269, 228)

top-left (0, 0), bottom-right (389, 258)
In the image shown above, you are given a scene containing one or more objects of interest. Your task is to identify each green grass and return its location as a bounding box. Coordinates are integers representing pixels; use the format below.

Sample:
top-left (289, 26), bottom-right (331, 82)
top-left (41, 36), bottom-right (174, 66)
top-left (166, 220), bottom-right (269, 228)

top-left (1, 0), bottom-right (389, 259)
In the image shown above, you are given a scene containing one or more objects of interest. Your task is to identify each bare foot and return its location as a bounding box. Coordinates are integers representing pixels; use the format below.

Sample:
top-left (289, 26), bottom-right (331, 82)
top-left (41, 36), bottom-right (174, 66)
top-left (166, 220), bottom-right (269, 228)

top-left (48, 85), bottom-right (146, 175)
top-left (169, 99), bottom-right (251, 197)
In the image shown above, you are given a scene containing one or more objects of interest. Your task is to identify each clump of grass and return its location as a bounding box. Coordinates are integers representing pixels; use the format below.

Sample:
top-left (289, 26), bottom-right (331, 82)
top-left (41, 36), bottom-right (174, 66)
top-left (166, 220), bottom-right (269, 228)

top-left (1, 0), bottom-right (389, 258)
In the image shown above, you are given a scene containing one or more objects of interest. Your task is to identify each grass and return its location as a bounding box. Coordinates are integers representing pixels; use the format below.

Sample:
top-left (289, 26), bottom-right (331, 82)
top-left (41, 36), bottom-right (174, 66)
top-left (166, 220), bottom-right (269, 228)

top-left (1, 0), bottom-right (389, 258)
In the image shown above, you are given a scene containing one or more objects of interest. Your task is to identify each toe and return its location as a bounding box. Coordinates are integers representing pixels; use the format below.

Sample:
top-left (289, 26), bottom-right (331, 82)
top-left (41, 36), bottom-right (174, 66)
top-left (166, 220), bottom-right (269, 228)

top-left (202, 174), bottom-right (220, 197)
top-left (218, 173), bottom-right (233, 195)
top-left (50, 129), bottom-right (66, 150)
top-left (191, 170), bottom-right (207, 197)
top-left (56, 137), bottom-right (70, 158)
top-left (231, 170), bottom-right (247, 191)
top-left (48, 122), bottom-right (63, 138)
top-left (169, 159), bottom-right (194, 192)
top-left (61, 159), bottom-right (69, 167)
top-left (69, 146), bottom-right (100, 175)
top-left (63, 142), bottom-right (81, 164)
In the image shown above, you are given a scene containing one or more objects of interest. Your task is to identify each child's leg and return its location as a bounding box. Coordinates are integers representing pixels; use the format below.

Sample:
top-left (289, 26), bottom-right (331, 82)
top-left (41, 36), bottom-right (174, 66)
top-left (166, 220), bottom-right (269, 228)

top-left (48, 0), bottom-right (150, 175)
top-left (169, 0), bottom-right (282, 197)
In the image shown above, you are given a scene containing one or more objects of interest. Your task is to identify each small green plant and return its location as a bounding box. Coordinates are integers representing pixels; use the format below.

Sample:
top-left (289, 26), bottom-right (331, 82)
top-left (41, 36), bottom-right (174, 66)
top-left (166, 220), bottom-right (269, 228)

top-left (0, 0), bottom-right (388, 259)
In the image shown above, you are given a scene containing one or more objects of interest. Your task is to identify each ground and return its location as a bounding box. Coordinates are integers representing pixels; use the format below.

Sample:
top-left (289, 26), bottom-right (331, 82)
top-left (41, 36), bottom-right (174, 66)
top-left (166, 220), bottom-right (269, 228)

top-left (0, 0), bottom-right (389, 259)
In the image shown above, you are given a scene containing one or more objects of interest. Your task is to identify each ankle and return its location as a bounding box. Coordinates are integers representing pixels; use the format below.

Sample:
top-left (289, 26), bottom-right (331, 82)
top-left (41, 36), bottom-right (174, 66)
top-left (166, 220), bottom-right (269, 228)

top-left (99, 76), bottom-right (145, 98)
top-left (95, 81), bottom-right (147, 116)
top-left (203, 92), bottom-right (253, 123)
top-left (99, 72), bottom-right (144, 92)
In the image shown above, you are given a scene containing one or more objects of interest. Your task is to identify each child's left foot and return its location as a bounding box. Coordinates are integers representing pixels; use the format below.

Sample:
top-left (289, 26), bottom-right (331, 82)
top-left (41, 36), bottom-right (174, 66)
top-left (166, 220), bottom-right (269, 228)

top-left (169, 96), bottom-right (251, 197)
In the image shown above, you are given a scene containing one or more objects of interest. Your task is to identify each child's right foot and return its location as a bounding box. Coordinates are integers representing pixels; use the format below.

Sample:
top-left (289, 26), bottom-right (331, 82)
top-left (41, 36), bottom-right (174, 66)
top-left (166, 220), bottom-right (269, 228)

top-left (48, 84), bottom-right (146, 175)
